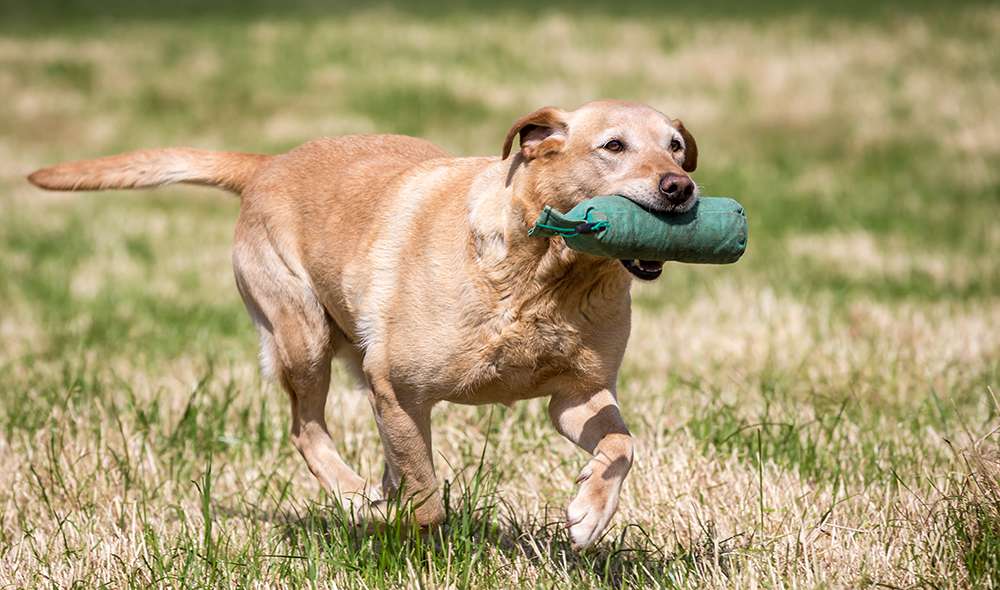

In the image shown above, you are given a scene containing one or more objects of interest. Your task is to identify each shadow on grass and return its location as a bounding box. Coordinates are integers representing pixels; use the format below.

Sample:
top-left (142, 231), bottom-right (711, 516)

top-left (258, 471), bottom-right (738, 588)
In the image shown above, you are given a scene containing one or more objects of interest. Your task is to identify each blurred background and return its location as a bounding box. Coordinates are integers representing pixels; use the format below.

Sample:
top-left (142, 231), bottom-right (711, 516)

top-left (1, 1), bottom-right (998, 588)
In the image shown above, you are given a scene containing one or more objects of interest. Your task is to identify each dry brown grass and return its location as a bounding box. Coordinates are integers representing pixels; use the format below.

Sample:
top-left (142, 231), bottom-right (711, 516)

top-left (1, 4), bottom-right (998, 588)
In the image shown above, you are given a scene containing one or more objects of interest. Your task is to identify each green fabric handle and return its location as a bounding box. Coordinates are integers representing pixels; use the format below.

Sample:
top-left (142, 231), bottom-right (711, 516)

top-left (529, 195), bottom-right (747, 264)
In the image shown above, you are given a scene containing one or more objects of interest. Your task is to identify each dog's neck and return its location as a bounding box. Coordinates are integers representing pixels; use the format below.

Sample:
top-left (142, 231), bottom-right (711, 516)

top-left (467, 159), bottom-right (632, 317)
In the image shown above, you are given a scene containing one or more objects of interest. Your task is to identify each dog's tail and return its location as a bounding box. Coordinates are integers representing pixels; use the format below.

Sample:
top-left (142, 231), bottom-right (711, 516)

top-left (27, 148), bottom-right (271, 195)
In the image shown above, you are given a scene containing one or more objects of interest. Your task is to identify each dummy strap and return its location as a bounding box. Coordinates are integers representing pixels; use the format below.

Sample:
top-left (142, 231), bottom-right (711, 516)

top-left (528, 205), bottom-right (610, 238)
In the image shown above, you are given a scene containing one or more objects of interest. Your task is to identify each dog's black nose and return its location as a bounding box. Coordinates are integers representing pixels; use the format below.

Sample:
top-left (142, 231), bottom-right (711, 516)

top-left (659, 173), bottom-right (694, 204)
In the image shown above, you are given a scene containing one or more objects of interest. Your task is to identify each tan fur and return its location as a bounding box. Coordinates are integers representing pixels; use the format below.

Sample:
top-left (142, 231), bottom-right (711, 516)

top-left (28, 148), bottom-right (270, 194)
top-left (27, 100), bottom-right (698, 549)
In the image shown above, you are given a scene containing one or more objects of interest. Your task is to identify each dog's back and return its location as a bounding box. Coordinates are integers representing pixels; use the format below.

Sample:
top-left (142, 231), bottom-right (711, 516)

top-left (27, 133), bottom-right (448, 202)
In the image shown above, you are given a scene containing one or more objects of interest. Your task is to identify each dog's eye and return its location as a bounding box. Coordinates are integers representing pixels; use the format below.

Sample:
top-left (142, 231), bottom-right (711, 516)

top-left (602, 139), bottom-right (625, 153)
top-left (670, 139), bottom-right (683, 152)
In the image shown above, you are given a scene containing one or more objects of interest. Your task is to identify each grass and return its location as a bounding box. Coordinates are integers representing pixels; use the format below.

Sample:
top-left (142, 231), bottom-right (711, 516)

top-left (1, 1), bottom-right (998, 587)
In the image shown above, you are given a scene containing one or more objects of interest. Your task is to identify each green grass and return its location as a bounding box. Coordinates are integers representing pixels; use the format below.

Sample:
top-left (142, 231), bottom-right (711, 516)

top-left (1, 1), bottom-right (999, 588)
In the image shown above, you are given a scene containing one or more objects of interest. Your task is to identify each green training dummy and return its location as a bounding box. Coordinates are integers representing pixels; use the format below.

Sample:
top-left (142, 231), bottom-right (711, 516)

top-left (529, 195), bottom-right (748, 265)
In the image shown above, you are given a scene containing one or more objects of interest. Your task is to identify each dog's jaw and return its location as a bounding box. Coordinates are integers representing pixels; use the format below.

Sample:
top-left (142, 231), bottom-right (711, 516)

top-left (620, 259), bottom-right (664, 280)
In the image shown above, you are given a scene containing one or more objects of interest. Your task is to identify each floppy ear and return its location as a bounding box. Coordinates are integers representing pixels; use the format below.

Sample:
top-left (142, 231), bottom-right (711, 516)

top-left (673, 119), bottom-right (698, 172)
top-left (502, 106), bottom-right (568, 160)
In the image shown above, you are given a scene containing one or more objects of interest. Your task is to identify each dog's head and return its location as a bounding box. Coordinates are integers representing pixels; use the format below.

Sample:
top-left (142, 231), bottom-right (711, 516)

top-left (503, 100), bottom-right (699, 280)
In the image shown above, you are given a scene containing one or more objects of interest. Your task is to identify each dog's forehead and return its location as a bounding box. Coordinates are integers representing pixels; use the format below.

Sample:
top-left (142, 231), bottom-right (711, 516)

top-left (570, 103), bottom-right (675, 139)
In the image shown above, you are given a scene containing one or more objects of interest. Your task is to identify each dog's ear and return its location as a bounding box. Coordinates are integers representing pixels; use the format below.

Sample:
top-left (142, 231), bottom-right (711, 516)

top-left (672, 119), bottom-right (698, 172)
top-left (502, 107), bottom-right (568, 160)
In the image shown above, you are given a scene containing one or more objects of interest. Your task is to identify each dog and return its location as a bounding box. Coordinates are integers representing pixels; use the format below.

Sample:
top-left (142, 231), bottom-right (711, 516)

top-left (28, 100), bottom-right (698, 549)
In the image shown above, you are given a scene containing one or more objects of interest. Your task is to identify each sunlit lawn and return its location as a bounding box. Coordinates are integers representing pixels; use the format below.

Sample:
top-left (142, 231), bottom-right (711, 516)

top-left (1, 2), bottom-right (998, 587)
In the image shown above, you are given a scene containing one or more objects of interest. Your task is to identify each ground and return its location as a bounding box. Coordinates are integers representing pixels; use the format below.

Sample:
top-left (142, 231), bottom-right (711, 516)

top-left (0, 2), bottom-right (998, 588)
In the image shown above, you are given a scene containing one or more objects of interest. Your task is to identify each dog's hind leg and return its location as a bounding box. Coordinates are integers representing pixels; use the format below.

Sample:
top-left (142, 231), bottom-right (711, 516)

top-left (233, 239), bottom-right (374, 509)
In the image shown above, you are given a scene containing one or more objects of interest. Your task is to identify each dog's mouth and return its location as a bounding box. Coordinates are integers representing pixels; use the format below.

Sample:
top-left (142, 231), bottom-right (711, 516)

top-left (622, 192), bottom-right (699, 215)
top-left (620, 259), bottom-right (664, 280)
top-left (645, 195), bottom-right (698, 215)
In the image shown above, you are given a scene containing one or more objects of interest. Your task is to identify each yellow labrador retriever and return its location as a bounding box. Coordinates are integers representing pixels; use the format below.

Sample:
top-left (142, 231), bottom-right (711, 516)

top-left (29, 100), bottom-right (698, 549)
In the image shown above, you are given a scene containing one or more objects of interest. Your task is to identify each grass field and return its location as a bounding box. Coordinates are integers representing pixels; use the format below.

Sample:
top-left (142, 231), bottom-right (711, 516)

top-left (1, 2), bottom-right (999, 588)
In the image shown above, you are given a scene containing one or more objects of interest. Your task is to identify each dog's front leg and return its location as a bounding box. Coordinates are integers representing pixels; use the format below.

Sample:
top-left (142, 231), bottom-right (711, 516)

top-left (548, 388), bottom-right (634, 550)
top-left (366, 373), bottom-right (445, 527)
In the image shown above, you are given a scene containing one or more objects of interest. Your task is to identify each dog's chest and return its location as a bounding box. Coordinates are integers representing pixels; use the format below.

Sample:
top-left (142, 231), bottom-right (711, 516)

top-left (493, 311), bottom-right (581, 370)
top-left (452, 305), bottom-right (603, 400)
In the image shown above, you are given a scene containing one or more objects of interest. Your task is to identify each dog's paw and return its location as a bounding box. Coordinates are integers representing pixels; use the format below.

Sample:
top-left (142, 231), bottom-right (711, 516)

top-left (338, 487), bottom-right (387, 522)
top-left (566, 460), bottom-right (623, 550)
top-left (342, 487), bottom-right (446, 529)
